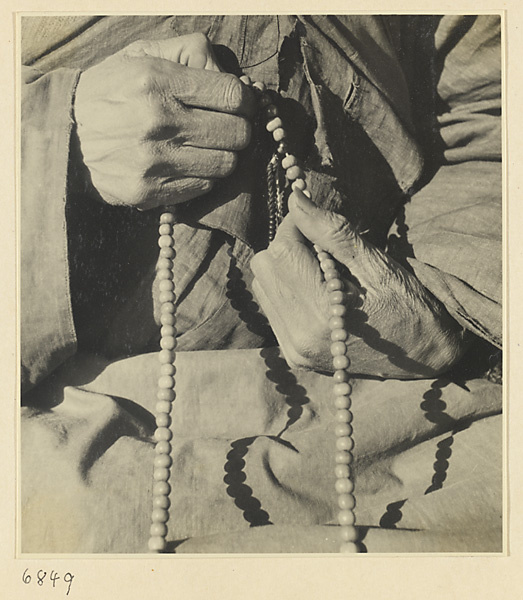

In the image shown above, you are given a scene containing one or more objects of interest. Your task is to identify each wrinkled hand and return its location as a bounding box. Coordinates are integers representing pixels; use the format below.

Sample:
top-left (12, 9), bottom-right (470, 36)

top-left (251, 190), bottom-right (467, 379)
top-left (74, 33), bottom-right (254, 209)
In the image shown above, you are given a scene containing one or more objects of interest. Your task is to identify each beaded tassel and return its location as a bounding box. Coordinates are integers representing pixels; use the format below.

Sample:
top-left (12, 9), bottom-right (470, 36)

top-left (148, 211), bottom-right (177, 553)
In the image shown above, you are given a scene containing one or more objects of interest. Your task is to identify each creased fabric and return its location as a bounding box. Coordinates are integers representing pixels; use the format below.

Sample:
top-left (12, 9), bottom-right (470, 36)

top-left (21, 349), bottom-right (501, 553)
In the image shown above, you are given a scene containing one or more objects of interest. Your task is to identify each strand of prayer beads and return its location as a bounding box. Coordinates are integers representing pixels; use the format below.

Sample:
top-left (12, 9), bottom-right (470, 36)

top-left (148, 75), bottom-right (357, 553)
top-left (148, 212), bottom-right (177, 553)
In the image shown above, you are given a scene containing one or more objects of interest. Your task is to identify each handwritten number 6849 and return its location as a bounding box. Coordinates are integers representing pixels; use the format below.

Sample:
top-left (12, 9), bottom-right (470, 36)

top-left (22, 568), bottom-right (74, 595)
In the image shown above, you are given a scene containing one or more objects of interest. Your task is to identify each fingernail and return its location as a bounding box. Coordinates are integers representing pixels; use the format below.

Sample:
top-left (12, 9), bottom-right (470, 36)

top-left (290, 188), bottom-right (315, 214)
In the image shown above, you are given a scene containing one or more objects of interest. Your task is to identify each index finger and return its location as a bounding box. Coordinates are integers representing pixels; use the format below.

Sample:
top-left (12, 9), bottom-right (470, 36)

top-left (162, 61), bottom-right (256, 117)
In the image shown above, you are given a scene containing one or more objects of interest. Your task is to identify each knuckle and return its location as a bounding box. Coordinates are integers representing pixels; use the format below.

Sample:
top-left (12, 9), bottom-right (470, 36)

top-left (282, 342), bottom-right (314, 371)
top-left (122, 39), bottom-right (148, 56)
top-left (234, 118), bottom-right (251, 149)
top-left (266, 237), bottom-right (293, 264)
top-left (188, 32), bottom-right (211, 48)
top-left (222, 74), bottom-right (245, 112)
top-left (134, 68), bottom-right (156, 95)
top-left (126, 176), bottom-right (149, 206)
top-left (326, 213), bottom-right (355, 245)
top-left (198, 178), bottom-right (214, 194)
top-left (138, 103), bottom-right (165, 139)
top-left (220, 151), bottom-right (238, 176)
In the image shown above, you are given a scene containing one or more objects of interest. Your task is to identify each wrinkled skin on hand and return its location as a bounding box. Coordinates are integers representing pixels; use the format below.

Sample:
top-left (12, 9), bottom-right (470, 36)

top-left (251, 190), bottom-right (468, 379)
top-left (74, 33), bottom-right (255, 209)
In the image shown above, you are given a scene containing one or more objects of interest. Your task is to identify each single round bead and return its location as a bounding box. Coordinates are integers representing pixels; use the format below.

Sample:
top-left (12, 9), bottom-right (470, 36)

top-left (159, 349), bottom-right (175, 364)
top-left (334, 369), bottom-right (350, 383)
top-left (148, 536), bottom-right (166, 552)
top-left (158, 235), bottom-right (174, 248)
top-left (253, 81), bottom-right (266, 92)
top-left (159, 247), bottom-right (175, 259)
top-left (156, 268), bottom-right (173, 281)
top-left (339, 542), bottom-right (359, 553)
top-left (334, 395), bottom-right (351, 409)
top-left (266, 104), bottom-right (279, 118)
top-left (335, 409), bottom-right (352, 424)
top-left (156, 391), bottom-right (175, 404)
top-left (160, 337), bottom-right (177, 352)
top-left (335, 478), bottom-right (354, 494)
top-left (329, 316), bottom-right (345, 331)
top-left (153, 495), bottom-right (170, 509)
top-left (153, 481), bottom-right (171, 496)
top-left (153, 467), bottom-right (170, 482)
top-left (239, 74), bottom-right (252, 85)
top-left (151, 508), bottom-right (169, 524)
top-left (330, 304), bottom-right (347, 317)
top-left (331, 328), bottom-right (348, 342)
top-left (160, 336), bottom-right (177, 351)
top-left (292, 178), bottom-right (306, 191)
top-left (335, 423), bottom-right (353, 438)
top-left (160, 302), bottom-right (176, 314)
top-left (159, 279), bottom-right (174, 292)
top-left (160, 363), bottom-right (176, 376)
top-left (316, 251), bottom-right (331, 263)
top-left (154, 427), bottom-right (173, 442)
top-left (320, 258), bottom-right (336, 271)
top-left (329, 291), bottom-right (346, 305)
top-left (272, 127), bottom-right (286, 142)
top-left (155, 441), bottom-right (171, 456)
top-left (277, 141), bottom-right (288, 155)
top-left (159, 223), bottom-right (172, 235)
top-left (150, 522), bottom-right (168, 538)
top-left (160, 312), bottom-right (176, 326)
top-left (335, 464), bottom-right (350, 479)
top-left (157, 257), bottom-right (173, 271)
top-left (154, 453), bottom-right (172, 469)
top-left (327, 279), bottom-right (344, 292)
top-left (156, 413), bottom-right (171, 428)
top-left (335, 451), bottom-right (353, 464)
top-left (334, 382), bottom-right (352, 396)
top-left (159, 291), bottom-right (176, 304)
top-left (282, 154), bottom-right (297, 169)
top-left (324, 269), bottom-right (340, 282)
top-left (336, 437), bottom-right (355, 452)
top-left (338, 508), bottom-right (356, 525)
top-left (158, 375), bottom-right (174, 389)
top-left (333, 355), bottom-right (350, 370)
top-left (155, 400), bottom-right (172, 414)
top-left (286, 165), bottom-right (304, 181)
top-left (330, 341), bottom-right (347, 356)
top-left (266, 117), bottom-right (283, 132)
top-left (340, 524), bottom-right (358, 540)
top-left (156, 399), bottom-right (173, 413)
top-left (337, 487), bottom-right (355, 503)
top-left (160, 213), bottom-right (175, 225)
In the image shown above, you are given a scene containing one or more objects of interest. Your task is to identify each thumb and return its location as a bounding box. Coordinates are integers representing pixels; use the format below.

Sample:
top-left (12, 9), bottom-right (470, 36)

top-left (124, 34), bottom-right (222, 71)
top-left (288, 189), bottom-right (387, 289)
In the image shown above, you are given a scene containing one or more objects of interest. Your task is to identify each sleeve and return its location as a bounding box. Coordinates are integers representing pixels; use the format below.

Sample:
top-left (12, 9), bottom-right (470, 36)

top-left (400, 15), bottom-right (502, 348)
top-left (21, 65), bottom-right (81, 391)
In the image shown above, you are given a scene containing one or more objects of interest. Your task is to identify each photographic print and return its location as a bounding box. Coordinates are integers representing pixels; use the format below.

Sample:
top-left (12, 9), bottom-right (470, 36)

top-left (19, 13), bottom-right (503, 556)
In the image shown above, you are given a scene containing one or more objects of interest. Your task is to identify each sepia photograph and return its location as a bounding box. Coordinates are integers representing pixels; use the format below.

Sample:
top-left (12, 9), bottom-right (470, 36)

top-left (19, 12), bottom-right (503, 556)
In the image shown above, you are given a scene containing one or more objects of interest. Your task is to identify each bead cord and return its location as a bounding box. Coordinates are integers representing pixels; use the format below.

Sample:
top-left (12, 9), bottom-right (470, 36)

top-left (149, 75), bottom-right (357, 553)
